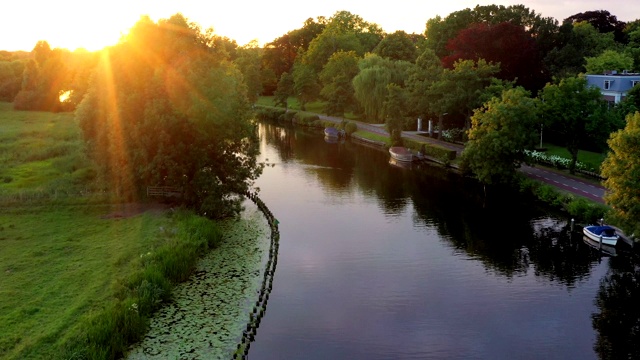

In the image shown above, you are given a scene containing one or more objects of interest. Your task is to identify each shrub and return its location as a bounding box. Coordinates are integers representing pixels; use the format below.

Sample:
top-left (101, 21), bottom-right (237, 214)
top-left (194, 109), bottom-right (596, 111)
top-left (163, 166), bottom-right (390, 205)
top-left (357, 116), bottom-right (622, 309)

top-left (344, 122), bottom-right (358, 136)
top-left (566, 198), bottom-right (609, 223)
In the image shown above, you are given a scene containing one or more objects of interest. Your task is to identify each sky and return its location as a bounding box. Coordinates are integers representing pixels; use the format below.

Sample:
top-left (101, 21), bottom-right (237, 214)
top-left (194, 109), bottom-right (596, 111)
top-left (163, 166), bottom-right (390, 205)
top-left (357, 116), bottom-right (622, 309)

top-left (3, 0), bottom-right (640, 52)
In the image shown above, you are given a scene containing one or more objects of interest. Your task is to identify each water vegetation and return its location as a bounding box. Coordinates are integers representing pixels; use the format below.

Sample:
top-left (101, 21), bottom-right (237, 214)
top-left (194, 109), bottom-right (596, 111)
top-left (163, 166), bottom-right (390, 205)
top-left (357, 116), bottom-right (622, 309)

top-left (127, 202), bottom-right (271, 359)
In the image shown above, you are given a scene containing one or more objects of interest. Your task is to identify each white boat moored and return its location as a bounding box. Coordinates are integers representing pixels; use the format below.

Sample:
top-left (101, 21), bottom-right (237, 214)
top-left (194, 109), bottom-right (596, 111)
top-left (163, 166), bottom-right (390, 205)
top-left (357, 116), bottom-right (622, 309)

top-left (582, 225), bottom-right (619, 246)
top-left (389, 146), bottom-right (413, 162)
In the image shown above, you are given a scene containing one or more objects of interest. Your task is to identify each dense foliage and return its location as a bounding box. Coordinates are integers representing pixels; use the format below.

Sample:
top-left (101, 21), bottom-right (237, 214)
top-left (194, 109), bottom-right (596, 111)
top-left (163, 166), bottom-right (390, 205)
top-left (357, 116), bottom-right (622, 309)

top-left (461, 88), bottom-right (538, 186)
top-left (76, 15), bottom-right (262, 218)
top-left (601, 112), bottom-right (640, 235)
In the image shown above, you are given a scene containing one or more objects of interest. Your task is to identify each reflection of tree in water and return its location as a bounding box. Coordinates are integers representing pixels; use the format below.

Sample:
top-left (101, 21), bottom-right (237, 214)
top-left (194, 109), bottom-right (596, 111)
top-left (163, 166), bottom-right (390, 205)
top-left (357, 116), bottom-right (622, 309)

top-left (407, 169), bottom-right (599, 286)
top-left (259, 123), bottom-right (356, 191)
top-left (592, 257), bottom-right (640, 360)
top-left (261, 123), bottom-right (600, 286)
top-left (260, 123), bottom-right (296, 162)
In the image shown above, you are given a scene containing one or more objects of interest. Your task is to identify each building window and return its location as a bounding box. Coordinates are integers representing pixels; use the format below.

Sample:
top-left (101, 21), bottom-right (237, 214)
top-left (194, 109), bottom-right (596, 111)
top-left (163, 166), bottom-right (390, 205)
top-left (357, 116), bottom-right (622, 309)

top-left (632, 80), bottom-right (640, 88)
top-left (604, 80), bottom-right (612, 90)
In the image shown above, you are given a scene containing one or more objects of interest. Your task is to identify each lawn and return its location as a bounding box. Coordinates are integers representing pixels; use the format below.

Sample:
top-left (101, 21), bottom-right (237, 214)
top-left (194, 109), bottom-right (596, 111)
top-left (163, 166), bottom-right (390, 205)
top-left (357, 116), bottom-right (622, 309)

top-left (542, 143), bottom-right (607, 171)
top-left (0, 102), bottom-right (93, 198)
top-left (353, 130), bottom-right (389, 144)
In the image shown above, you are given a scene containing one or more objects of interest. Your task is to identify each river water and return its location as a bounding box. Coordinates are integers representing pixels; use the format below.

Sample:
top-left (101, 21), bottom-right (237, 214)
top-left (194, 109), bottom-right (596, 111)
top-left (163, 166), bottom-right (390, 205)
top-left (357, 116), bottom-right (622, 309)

top-left (247, 123), bottom-right (632, 360)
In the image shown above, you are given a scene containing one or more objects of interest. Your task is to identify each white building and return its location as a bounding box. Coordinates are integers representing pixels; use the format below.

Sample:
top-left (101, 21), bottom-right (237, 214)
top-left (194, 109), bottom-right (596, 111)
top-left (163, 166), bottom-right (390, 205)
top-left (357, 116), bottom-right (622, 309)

top-left (586, 71), bottom-right (640, 104)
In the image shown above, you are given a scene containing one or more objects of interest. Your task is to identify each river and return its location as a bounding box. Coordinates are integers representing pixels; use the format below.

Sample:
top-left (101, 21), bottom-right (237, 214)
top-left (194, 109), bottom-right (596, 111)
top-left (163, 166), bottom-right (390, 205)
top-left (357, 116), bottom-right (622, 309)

top-left (246, 123), bottom-right (634, 360)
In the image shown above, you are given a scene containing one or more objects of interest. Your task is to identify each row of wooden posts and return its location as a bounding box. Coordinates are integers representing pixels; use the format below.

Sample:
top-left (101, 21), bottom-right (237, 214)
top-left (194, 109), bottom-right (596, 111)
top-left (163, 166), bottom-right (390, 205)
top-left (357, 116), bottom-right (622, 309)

top-left (233, 191), bottom-right (280, 359)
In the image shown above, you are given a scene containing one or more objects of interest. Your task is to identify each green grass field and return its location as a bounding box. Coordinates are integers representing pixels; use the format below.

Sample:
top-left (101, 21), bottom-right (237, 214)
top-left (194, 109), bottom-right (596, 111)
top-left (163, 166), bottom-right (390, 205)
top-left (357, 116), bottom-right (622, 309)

top-left (0, 205), bottom-right (173, 358)
top-left (0, 102), bottom-right (95, 202)
top-left (0, 103), bottom-right (229, 359)
top-left (542, 143), bottom-right (607, 171)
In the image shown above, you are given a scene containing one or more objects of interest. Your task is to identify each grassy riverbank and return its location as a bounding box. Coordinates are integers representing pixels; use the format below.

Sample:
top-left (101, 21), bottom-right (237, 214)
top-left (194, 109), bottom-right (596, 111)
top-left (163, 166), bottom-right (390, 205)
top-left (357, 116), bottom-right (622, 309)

top-left (0, 102), bottom-right (252, 359)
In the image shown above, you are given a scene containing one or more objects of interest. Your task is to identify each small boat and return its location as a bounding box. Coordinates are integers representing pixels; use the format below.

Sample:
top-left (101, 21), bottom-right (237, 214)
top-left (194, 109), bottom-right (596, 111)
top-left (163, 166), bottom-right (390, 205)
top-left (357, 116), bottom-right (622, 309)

top-left (583, 225), bottom-right (619, 246)
top-left (389, 146), bottom-right (413, 162)
top-left (324, 127), bottom-right (341, 138)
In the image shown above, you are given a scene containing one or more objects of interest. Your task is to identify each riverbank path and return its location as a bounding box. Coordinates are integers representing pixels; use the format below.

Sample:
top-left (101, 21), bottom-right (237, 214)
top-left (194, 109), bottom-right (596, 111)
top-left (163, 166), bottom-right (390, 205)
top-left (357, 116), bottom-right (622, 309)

top-left (317, 114), bottom-right (606, 203)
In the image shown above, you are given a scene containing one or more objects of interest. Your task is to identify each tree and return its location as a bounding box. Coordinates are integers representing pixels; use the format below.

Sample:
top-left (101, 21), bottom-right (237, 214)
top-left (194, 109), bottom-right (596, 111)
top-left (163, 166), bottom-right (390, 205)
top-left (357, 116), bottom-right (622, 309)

top-left (545, 22), bottom-right (618, 78)
top-left (0, 60), bottom-right (24, 101)
top-left (428, 59), bottom-right (499, 132)
top-left (585, 49), bottom-right (634, 74)
top-left (406, 48), bottom-right (444, 126)
top-left (301, 11), bottom-right (383, 73)
top-left (425, 4), bottom-right (558, 64)
top-left (273, 72), bottom-right (294, 108)
top-left (235, 41), bottom-right (263, 102)
top-left (383, 83), bottom-right (409, 145)
top-left (262, 17), bottom-right (327, 81)
top-left (624, 83), bottom-right (640, 110)
top-left (292, 63), bottom-right (320, 111)
top-left (319, 50), bottom-right (360, 116)
top-left (539, 76), bottom-right (604, 173)
top-left (601, 112), bottom-right (640, 235)
top-left (352, 54), bottom-right (411, 122)
top-left (442, 22), bottom-right (543, 91)
top-left (13, 43), bottom-right (69, 111)
top-left (373, 30), bottom-right (418, 62)
top-left (565, 10), bottom-right (627, 43)
top-left (461, 88), bottom-right (538, 188)
top-left (76, 14), bottom-right (262, 218)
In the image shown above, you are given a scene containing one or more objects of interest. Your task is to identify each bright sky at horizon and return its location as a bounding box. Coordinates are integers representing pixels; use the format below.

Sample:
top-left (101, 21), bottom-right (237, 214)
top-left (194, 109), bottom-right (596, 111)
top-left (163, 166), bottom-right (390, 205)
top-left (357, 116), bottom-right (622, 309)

top-left (4, 0), bottom-right (640, 52)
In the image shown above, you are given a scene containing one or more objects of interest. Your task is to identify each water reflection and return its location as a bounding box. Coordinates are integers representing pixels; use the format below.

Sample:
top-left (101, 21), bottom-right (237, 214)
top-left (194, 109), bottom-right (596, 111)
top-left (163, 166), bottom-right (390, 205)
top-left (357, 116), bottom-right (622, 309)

top-left (253, 123), bottom-right (614, 359)
top-left (592, 258), bottom-right (640, 360)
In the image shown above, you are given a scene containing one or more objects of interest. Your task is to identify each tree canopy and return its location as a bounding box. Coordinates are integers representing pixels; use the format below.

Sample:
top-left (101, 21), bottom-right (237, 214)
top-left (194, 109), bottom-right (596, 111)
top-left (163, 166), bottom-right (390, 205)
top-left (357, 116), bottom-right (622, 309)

top-left (76, 14), bottom-right (262, 218)
top-left (461, 87), bottom-right (538, 186)
top-left (539, 76), bottom-right (604, 173)
top-left (442, 22), bottom-right (542, 91)
top-left (602, 112), bottom-right (640, 235)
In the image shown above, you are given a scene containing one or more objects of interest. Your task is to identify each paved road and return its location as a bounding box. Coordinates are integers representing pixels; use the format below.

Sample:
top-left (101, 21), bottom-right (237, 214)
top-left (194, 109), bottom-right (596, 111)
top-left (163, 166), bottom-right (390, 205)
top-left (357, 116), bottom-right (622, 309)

top-left (318, 114), bottom-right (607, 203)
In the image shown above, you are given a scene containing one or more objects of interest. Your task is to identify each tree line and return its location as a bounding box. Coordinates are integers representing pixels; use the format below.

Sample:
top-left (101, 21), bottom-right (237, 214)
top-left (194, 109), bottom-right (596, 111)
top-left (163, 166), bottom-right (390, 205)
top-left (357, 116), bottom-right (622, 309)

top-left (2, 6), bottom-right (640, 229)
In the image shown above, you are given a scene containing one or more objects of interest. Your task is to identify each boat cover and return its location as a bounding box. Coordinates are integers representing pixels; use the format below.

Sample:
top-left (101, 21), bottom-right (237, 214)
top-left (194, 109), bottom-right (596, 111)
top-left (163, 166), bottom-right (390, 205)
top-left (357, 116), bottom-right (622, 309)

top-left (586, 225), bottom-right (617, 237)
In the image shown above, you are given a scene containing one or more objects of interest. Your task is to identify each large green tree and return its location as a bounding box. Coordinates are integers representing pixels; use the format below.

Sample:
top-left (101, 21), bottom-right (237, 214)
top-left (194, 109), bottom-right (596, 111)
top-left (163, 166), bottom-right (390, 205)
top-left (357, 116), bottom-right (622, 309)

top-left (235, 41), bottom-right (263, 102)
top-left (539, 76), bottom-right (604, 173)
top-left (352, 54), bottom-right (411, 122)
top-left (406, 48), bottom-right (444, 129)
top-left (319, 50), bottom-right (360, 116)
top-left (601, 112), bottom-right (640, 235)
top-left (77, 14), bottom-right (262, 218)
top-left (383, 83), bottom-right (409, 145)
top-left (545, 21), bottom-right (618, 78)
top-left (301, 11), bottom-right (383, 73)
top-left (461, 87), bottom-right (538, 187)
top-left (428, 59), bottom-right (499, 132)
top-left (373, 30), bottom-right (419, 62)
top-left (292, 62), bottom-right (320, 111)
top-left (585, 49), bottom-right (634, 74)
